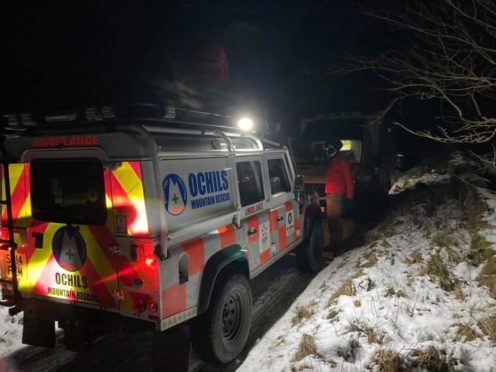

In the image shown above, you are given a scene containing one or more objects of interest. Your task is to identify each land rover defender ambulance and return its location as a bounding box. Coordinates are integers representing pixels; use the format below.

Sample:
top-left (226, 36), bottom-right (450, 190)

top-left (0, 105), bottom-right (324, 364)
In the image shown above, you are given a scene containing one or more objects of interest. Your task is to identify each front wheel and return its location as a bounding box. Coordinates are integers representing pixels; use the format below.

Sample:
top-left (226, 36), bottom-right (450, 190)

top-left (296, 222), bottom-right (324, 273)
top-left (192, 272), bottom-right (252, 364)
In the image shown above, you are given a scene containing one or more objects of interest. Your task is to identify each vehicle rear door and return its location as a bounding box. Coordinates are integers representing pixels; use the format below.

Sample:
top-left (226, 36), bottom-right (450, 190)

top-left (26, 157), bottom-right (120, 310)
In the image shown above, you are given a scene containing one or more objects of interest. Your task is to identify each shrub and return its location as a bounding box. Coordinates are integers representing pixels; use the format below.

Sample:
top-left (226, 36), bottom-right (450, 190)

top-left (328, 280), bottom-right (356, 306)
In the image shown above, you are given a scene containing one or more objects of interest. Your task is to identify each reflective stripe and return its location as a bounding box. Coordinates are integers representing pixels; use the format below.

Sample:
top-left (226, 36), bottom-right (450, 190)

top-left (260, 248), bottom-right (271, 263)
top-left (182, 238), bottom-right (205, 276)
top-left (218, 225), bottom-right (236, 249)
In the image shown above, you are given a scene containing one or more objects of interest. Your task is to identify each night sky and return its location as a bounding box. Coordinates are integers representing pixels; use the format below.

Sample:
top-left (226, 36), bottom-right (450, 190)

top-left (1, 1), bottom-right (392, 128)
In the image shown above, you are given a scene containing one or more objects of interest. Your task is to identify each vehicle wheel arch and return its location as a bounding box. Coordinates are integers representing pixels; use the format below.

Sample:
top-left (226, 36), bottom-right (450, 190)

top-left (197, 244), bottom-right (249, 315)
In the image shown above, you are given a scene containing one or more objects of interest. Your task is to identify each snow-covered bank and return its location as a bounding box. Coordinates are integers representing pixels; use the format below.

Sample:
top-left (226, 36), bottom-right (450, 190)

top-left (239, 160), bottom-right (496, 371)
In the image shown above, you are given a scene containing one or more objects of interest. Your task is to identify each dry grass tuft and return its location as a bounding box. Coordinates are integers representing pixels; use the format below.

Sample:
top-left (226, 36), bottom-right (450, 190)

top-left (405, 250), bottom-right (423, 265)
top-left (367, 327), bottom-right (384, 345)
top-left (346, 318), bottom-right (366, 333)
top-left (431, 229), bottom-right (462, 264)
top-left (370, 349), bottom-right (399, 372)
top-left (444, 245), bottom-right (462, 265)
top-left (468, 233), bottom-right (494, 266)
top-left (327, 308), bottom-right (339, 321)
top-left (461, 186), bottom-right (488, 233)
top-left (455, 323), bottom-right (481, 342)
top-left (478, 314), bottom-right (496, 342)
top-left (353, 299), bottom-right (362, 307)
top-left (337, 338), bottom-right (360, 361)
top-left (291, 305), bottom-right (315, 326)
top-left (471, 233), bottom-right (493, 251)
top-left (478, 255), bottom-right (496, 298)
top-left (410, 347), bottom-right (448, 371)
top-left (384, 286), bottom-right (408, 298)
top-left (328, 280), bottom-right (356, 306)
top-left (359, 251), bottom-right (378, 268)
top-left (292, 334), bottom-right (317, 362)
top-left (453, 281), bottom-right (466, 301)
top-left (431, 229), bottom-right (458, 250)
top-left (422, 253), bottom-right (459, 292)
top-left (353, 268), bottom-right (364, 279)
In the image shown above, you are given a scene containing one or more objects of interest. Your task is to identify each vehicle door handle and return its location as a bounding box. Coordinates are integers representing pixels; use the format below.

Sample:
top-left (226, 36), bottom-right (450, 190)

top-left (247, 227), bottom-right (257, 236)
top-left (277, 216), bottom-right (284, 222)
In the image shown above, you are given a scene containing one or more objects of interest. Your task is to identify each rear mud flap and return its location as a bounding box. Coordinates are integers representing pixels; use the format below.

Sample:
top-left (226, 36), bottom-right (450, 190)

top-left (62, 319), bottom-right (92, 352)
top-left (152, 326), bottom-right (191, 372)
top-left (22, 312), bottom-right (56, 348)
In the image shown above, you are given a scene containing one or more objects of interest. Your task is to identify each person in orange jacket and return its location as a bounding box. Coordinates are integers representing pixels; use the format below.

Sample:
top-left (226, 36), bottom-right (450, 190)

top-left (324, 139), bottom-right (354, 246)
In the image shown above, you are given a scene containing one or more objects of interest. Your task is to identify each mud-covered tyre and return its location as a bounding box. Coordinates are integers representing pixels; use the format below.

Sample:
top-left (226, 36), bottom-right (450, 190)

top-left (296, 222), bottom-right (324, 272)
top-left (191, 272), bottom-right (252, 364)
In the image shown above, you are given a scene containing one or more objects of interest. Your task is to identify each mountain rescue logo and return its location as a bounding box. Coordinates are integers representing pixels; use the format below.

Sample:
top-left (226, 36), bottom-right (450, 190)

top-left (52, 226), bottom-right (87, 272)
top-left (163, 174), bottom-right (188, 216)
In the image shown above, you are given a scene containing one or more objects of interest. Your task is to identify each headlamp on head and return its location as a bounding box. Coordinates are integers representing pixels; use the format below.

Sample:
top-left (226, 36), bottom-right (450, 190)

top-left (325, 139), bottom-right (343, 158)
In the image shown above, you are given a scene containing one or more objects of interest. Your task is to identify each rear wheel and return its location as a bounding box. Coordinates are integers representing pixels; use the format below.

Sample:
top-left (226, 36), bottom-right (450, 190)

top-left (296, 222), bottom-right (324, 272)
top-left (192, 272), bottom-right (252, 364)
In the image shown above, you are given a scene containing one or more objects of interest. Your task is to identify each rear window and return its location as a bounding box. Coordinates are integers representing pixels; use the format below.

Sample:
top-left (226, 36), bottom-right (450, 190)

top-left (297, 139), bottom-right (362, 165)
top-left (31, 159), bottom-right (107, 225)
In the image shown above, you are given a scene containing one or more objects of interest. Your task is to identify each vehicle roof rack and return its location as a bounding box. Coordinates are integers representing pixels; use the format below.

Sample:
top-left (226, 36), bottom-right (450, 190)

top-left (1, 102), bottom-right (238, 134)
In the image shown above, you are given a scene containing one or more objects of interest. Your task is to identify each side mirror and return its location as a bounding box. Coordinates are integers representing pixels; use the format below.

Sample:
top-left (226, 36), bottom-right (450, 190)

top-left (295, 174), bottom-right (305, 192)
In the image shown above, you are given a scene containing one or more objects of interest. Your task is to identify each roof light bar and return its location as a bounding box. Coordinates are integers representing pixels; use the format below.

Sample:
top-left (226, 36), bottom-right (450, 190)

top-left (86, 105), bottom-right (117, 121)
top-left (44, 112), bottom-right (78, 123)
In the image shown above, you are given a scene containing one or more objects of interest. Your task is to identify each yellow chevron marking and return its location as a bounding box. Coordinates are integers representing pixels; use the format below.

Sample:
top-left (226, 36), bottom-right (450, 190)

top-left (16, 193), bottom-right (32, 228)
top-left (114, 162), bottom-right (141, 189)
top-left (113, 162), bottom-right (148, 235)
top-left (79, 226), bottom-right (118, 294)
top-left (8, 164), bottom-right (24, 189)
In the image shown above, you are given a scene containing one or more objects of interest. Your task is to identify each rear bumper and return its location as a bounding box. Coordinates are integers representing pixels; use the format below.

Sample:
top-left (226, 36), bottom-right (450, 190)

top-left (15, 297), bottom-right (155, 333)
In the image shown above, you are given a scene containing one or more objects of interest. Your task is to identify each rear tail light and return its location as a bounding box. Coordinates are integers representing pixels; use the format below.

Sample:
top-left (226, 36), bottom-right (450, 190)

top-left (147, 301), bottom-right (158, 313)
top-left (144, 255), bottom-right (157, 269)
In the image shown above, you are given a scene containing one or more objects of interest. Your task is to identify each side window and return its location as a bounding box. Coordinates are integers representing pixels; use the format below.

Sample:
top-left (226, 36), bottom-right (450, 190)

top-left (268, 158), bottom-right (291, 195)
top-left (236, 161), bottom-right (265, 206)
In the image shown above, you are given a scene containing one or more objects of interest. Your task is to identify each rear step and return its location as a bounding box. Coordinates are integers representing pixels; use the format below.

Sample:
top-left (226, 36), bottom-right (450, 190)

top-left (0, 142), bottom-right (19, 307)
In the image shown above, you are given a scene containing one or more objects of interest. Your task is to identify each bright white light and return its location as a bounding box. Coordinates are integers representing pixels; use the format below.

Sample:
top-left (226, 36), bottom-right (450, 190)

top-left (237, 117), bottom-right (254, 132)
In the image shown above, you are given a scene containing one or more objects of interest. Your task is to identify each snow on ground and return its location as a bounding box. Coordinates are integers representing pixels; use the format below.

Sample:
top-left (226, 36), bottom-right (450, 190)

top-left (1, 152), bottom-right (495, 371)
top-left (0, 308), bottom-right (23, 358)
top-left (239, 158), bottom-right (496, 371)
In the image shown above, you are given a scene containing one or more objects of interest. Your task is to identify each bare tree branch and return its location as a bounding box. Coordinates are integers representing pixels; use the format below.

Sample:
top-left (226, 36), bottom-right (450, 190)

top-left (337, 0), bottom-right (496, 155)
